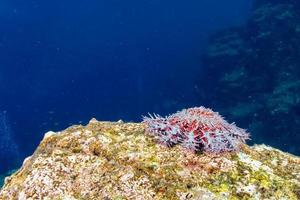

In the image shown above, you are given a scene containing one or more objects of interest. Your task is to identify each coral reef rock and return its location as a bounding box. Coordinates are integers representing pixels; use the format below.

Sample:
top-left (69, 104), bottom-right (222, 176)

top-left (0, 170), bottom-right (17, 189)
top-left (1, 119), bottom-right (299, 199)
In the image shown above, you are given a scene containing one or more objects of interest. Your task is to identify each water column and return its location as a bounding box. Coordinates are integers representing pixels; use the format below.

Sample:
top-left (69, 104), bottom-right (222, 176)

top-left (0, 111), bottom-right (20, 173)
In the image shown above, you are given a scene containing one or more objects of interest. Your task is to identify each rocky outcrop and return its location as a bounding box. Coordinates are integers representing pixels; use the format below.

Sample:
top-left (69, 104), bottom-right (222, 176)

top-left (1, 119), bottom-right (299, 199)
top-left (200, 0), bottom-right (300, 154)
top-left (0, 170), bottom-right (16, 189)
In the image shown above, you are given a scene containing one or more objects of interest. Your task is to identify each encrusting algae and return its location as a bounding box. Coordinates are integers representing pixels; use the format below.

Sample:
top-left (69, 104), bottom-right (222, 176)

top-left (0, 118), bottom-right (299, 199)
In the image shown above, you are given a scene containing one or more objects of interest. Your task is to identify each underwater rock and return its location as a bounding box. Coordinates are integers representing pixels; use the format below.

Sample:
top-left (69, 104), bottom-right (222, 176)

top-left (200, 0), bottom-right (300, 154)
top-left (0, 119), bottom-right (299, 199)
top-left (0, 170), bottom-right (17, 189)
top-left (253, 0), bottom-right (300, 10)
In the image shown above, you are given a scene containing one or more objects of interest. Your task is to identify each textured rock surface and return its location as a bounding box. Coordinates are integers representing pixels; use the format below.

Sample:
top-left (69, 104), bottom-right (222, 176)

top-left (0, 119), bottom-right (299, 199)
top-left (0, 170), bottom-right (16, 189)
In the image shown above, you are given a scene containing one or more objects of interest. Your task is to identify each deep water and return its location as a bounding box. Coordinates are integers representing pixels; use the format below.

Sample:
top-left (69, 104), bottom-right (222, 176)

top-left (9, 0), bottom-right (300, 178)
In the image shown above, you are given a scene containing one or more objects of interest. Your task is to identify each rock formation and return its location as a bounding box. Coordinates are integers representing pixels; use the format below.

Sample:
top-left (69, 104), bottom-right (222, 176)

top-left (200, 0), bottom-right (300, 154)
top-left (1, 119), bottom-right (299, 199)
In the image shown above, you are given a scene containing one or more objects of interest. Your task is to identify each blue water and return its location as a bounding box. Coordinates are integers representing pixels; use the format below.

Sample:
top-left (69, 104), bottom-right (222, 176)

top-left (0, 0), bottom-right (259, 174)
top-left (0, 111), bottom-right (19, 171)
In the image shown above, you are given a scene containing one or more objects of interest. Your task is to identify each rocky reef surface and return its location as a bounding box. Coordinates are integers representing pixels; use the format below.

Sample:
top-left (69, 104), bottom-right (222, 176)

top-left (200, 0), bottom-right (300, 154)
top-left (0, 170), bottom-right (16, 189)
top-left (0, 119), bottom-right (299, 199)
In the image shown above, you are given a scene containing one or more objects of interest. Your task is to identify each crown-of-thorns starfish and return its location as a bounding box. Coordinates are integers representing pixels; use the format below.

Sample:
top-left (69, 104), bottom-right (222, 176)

top-left (143, 106), bottom-right (250, 153)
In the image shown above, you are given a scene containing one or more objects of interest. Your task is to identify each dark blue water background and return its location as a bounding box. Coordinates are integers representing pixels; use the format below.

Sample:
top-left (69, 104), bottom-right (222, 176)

top-left (0, 0), bottom-right (253, 173)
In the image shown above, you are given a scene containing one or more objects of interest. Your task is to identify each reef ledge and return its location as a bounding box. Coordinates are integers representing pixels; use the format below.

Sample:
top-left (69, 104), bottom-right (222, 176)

top-left (0, 119), bottom-right (299, 199)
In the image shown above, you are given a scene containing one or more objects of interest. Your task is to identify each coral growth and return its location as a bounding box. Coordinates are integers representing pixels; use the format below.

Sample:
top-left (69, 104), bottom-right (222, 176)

top-left (143, 107), bottom-right (250, 153)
